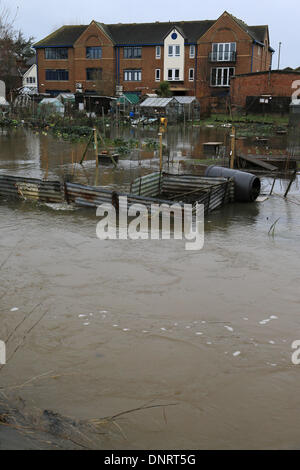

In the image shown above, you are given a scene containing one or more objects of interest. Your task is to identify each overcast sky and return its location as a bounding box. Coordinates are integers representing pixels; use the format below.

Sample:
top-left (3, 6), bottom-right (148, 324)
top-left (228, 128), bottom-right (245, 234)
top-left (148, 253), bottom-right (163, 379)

top-left (5, 0), bottom-right (298, 69)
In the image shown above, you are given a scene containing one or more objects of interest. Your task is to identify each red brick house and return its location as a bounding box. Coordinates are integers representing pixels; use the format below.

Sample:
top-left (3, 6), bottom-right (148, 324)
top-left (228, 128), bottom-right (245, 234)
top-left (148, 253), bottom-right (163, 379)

top-left (34, 11), bottom-right (274, 107)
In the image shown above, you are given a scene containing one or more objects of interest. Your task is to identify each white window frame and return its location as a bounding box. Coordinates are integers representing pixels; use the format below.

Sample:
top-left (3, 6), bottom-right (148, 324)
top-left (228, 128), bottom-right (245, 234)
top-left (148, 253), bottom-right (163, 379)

top-left (188, 68), bottom-right (194, 81)
top-left (210, 67), bottom-right (235, 87)
top-left (211, 43), bottom-right (236, 61)
top-left (156, 46), bottom-right (161, 59)
top-left (189, 45), bottom-right (195, 58)
top-left (168, 45), bottom-right (180, 57)
top-left (167, 68), bottom-right (180, 81)
top-left (124, 69), bottom-right (142, 81)
top-left (155, 69), bottom-right (161, 82)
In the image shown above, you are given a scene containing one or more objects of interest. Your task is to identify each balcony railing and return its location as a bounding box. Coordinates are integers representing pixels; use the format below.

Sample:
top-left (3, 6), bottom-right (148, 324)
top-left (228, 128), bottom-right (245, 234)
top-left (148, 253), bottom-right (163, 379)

top-left (209, 51), bottom-right (236, 62)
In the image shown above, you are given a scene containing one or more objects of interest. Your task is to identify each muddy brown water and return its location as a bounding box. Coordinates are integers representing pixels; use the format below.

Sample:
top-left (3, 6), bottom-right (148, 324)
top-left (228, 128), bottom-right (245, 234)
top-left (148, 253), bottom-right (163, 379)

top-left (0, 127), bottom-right (300, 449)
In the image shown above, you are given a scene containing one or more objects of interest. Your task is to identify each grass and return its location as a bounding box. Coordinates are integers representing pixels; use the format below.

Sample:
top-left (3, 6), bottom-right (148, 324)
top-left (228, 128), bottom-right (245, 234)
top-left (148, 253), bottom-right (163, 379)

top-left (199, 113), bottom-right (289, 126)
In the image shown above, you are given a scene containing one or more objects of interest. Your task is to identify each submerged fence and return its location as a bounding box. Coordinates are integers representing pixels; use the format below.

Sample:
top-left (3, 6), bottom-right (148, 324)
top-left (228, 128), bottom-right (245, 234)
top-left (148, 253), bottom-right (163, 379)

top-left (0, 171), bottom-right (235, 215)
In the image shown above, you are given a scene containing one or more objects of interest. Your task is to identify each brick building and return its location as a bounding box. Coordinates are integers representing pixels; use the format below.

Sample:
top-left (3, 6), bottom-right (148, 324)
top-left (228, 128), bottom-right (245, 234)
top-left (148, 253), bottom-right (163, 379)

top-left (34, 11), bottom-right (274, 107)
top-left (230, 70), bottom-right (300, 111)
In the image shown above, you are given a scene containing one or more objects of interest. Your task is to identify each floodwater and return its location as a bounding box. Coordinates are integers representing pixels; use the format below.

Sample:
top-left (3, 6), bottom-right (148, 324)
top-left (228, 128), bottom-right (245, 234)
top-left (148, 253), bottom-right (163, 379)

top-left (0, 126), bottom-right (300, 450)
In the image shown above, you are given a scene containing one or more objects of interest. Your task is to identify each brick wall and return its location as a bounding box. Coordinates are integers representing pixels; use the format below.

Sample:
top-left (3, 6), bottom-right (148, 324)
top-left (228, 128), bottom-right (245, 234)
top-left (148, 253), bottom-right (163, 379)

top-left (37, 22), bottom-right (115, 96)
top-left (231, 71), bottom-right (300, 108)
top-left (196, 12), bottom-right (272, 105)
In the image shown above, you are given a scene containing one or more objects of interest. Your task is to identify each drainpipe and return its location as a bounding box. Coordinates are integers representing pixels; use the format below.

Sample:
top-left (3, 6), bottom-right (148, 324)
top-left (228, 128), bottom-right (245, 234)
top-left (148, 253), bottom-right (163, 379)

top-left (195, 44), bottom-right (198, 97)
top-left (251, 43), bottom-right (254, 73)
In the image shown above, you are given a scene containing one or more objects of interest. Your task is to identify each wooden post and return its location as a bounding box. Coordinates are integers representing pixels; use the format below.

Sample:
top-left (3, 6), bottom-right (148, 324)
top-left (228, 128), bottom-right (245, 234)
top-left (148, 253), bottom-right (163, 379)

top-left (230, 125), bottom-right (236, 169)
top-left (94, 127), bottom-right (99, 186)
top-left (94, 127), bottom-right (99, 168)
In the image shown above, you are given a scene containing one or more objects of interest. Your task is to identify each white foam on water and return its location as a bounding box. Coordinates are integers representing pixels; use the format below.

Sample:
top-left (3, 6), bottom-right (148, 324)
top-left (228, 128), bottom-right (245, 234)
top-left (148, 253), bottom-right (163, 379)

top-left (270, 316), bottom-right (278, 320)
top-left (186, 326), bottom-right (191, 329)
top-left (243, 318), bottom-right (249, 321)
top-left (269, 341), bottom-right (275, 345)
top-left (79, 314), bottom-right (87, 318)
top-left (195, 332), bottom-right (203, 336)
top-left (224, 326), bottom-right (234, 332)
top-left (10, 307), bottom-right (19, 312)
top-left (113, 325), bottom-right (119, 327)
top-left (259, 319), bottom-right (270, 325)
top-left (100, 310), bottom-right (108, 314)
top-left (233, 351), bottom-right (241, 357)
top-left (83, 322), bottom-right (90, 326)
top-left (123, 328), bottom-right (130, 332)
top-left (207, 342), bottom-right (212, 345)
top-left (160, 328), bottom-right (167, 331)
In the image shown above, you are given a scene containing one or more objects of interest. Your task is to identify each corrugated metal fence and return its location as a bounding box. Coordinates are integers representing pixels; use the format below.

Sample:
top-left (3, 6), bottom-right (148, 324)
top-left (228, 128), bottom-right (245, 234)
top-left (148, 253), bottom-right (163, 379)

top-left (0, 174), bottom-right (63, 203)
top-left (0, 172), bottom-right (234, 214)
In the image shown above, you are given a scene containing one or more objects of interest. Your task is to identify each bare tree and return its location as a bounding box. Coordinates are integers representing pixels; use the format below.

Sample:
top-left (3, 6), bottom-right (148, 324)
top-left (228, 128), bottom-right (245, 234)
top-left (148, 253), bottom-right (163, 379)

top-left (0, 1), bottom-right (35, 94)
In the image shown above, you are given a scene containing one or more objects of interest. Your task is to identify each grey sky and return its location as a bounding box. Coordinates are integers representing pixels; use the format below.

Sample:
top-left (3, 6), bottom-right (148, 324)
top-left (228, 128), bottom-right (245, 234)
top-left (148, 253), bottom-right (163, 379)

top-left (6, 0), bottom-right (298, 69)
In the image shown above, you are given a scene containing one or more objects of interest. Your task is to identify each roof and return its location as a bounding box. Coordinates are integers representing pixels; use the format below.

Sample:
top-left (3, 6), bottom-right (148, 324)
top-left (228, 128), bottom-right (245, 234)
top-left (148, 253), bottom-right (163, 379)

top-left (39, 98), bottom-right (64, 106)
top-left (229, 14), bottom-right (268, 45)
top-left (34, 25), bottom-right (88, 47)
top-left (140, 97), bottom-right (174, 107)
top-left (122, 92), bottom-right (140, 104)
top-left (103, 20), bottom-right (214, 44)
top-left (34, 13), bottom-right (272, 48)
top-left (175, 96), bottom-right (198, 104)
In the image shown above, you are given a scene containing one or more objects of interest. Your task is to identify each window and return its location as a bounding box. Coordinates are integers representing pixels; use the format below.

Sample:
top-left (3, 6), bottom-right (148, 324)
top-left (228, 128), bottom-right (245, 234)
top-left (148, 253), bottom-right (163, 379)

top-left (189, 45), bottom-right (195, 58)
top-left (26, 77), bottom-right (36, 84)
top-left (168, 45), bottom-right (180, 57)
top-left (45, 48), bottom-right (68, 60)
top-left (189, 68), bottom-right (194, 81)
top-left (211, 43), bottom-right (236, 61)
top-left (211, 67), bottom-right (235, 87)
top-left (124, 47), bottom-right (142, 58)
top-left (86, 47), bottom-right (102, 59)
top-left (124, 69), bottom-right (141, 81)
top-left (86, 68), bottom-right (102, 80)
top-left (155, 69), bottom-right (160, 82)
top-left (46, 69), bottom-right (69, 81)
top-left (167, 68), bottom-right (180, 81)
top-left (156, 46), bottom-right (161, 59)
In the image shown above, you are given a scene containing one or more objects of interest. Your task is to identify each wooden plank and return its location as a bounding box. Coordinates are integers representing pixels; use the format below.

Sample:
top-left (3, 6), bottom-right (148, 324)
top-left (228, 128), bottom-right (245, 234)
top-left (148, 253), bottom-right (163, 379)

top-left (239, 154), bottom-right (277, 171)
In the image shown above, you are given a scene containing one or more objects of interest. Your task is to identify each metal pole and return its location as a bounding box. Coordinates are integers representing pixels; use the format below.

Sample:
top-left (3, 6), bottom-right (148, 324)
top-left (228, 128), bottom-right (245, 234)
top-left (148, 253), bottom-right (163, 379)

top-left (278, 42), bottom-right (282, 70)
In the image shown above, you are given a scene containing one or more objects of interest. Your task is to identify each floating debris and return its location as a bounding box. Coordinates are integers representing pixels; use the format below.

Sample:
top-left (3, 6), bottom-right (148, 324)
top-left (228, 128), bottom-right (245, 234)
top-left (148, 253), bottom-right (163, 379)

top-left (233, 351), bottom-right (241, 357)
top-left (224, 326), bottom-right (234, 332)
